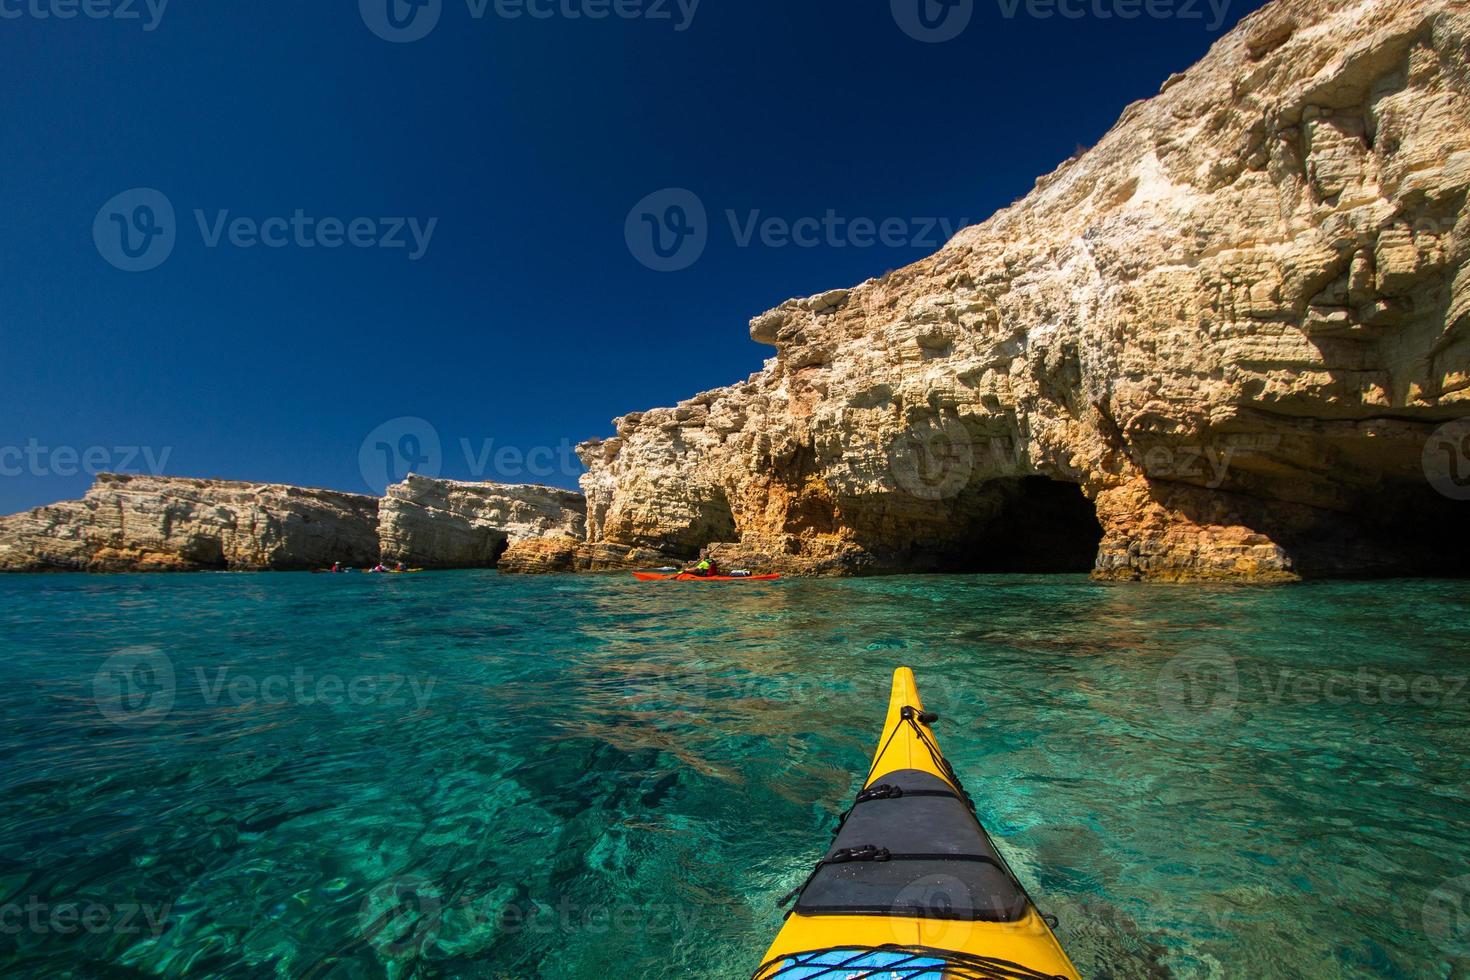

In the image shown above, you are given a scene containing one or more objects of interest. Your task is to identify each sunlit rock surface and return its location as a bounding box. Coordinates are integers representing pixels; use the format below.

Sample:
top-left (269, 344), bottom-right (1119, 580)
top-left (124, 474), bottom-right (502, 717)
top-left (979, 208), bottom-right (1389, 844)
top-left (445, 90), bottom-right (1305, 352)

top-left (378, 475), bottom-right (586, 569)
top-left (577, 0), bottom-right (1470, 580)
top-left (0, 474), bottom-right (380, 572)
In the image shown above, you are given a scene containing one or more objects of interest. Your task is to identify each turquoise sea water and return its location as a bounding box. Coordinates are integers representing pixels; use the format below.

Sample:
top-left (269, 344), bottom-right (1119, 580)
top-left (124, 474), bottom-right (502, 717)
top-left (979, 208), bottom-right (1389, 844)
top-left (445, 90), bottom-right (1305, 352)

top-left (1, 572), bottom-right (1468, 979)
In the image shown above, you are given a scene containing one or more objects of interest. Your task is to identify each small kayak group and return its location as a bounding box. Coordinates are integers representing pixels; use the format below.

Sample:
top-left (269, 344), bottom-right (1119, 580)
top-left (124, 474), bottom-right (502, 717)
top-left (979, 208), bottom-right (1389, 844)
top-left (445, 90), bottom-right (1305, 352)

top-left (312, 562), bottom-right (424, 574)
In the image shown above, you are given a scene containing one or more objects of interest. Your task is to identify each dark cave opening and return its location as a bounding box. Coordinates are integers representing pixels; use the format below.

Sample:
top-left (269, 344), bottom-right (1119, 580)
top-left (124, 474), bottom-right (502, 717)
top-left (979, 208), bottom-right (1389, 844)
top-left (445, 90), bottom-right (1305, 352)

top-left (940, 477), bottom-right (1104, 574)
top-left (1285, 483), bottom-right (1470, 579)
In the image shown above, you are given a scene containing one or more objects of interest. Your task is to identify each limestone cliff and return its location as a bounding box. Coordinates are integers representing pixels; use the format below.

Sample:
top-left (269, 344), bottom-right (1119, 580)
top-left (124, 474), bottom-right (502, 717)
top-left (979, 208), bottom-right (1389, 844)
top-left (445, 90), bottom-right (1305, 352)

top-left (0, 475), bottom-right (380, 572)
top-left (577, 0), bottom-right (1470, 580)
top-left (0, 474), bottom-right (594, 573)
top-left (378, 476), bottom-right (586, 568)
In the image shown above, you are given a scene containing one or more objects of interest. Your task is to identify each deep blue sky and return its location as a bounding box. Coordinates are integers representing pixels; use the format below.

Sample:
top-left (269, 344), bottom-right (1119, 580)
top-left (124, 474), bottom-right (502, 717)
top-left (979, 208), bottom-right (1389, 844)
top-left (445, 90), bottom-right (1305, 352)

top-left (0, 0), bottom-right (1269, 513)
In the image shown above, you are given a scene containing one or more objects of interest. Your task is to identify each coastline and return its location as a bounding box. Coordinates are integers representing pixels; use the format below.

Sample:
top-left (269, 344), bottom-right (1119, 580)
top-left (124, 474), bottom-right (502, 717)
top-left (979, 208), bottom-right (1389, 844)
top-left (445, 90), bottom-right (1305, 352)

top-left (5, 0), bottom-right (1469, 583)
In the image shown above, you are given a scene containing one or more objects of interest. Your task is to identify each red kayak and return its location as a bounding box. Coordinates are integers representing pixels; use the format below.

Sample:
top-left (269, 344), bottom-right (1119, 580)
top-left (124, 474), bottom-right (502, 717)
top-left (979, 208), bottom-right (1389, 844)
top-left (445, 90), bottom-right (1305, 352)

top-left (631, 572), bottom-right (782, 582)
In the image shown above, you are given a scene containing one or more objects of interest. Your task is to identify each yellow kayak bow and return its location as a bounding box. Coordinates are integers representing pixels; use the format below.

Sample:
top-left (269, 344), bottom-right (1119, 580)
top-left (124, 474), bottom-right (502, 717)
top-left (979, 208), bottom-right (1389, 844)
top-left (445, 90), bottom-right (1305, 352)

top-left (753, 668), bottom-right (1080, 979)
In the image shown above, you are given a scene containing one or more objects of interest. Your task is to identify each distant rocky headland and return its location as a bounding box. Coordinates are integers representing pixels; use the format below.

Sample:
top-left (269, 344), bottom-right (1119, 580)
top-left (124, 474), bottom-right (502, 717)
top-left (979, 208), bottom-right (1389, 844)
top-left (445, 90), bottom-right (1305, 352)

top-left (0, 474), bottom-right (587, 574)
top-left (3, 0), bottom-right (1467, 581)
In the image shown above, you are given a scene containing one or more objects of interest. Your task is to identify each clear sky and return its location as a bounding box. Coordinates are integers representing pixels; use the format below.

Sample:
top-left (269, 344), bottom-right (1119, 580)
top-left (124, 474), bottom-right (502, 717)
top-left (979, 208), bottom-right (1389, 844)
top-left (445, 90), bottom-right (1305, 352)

top-left (0, 0), bottom-right (1269, 513)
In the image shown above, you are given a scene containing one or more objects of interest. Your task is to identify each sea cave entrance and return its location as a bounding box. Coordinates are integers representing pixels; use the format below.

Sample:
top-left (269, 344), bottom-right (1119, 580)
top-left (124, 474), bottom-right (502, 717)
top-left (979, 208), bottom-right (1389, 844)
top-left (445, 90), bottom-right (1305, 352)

top-left (937, 476), bottom-right (1104, 574)
top-left (1285, 481), bottom-right (1470, 578)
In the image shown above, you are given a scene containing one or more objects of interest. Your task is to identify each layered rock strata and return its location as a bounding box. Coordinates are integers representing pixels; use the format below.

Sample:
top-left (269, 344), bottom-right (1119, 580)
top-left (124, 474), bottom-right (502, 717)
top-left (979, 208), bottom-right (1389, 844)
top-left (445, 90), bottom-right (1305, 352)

top-left (576, 0), bottom-right (1470, 581)
top-left (0, 474), bottom-right (592, 573)
top-left (377, 475), bottom-right (586, 568)
top-left (0, 474), bottom-right (380, 572)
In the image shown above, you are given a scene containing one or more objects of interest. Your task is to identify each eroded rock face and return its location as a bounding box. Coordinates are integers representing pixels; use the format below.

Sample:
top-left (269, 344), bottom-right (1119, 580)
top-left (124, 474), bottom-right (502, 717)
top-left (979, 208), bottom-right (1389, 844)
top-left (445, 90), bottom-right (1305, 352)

top-left (497, 538), bottom-right (668, 575)
top-left (378, 476), bottom-right (587, 568)
top-left (579, 0), bottom-right (1470, 580)
top-left (0, 474), bottom-right (380, 572)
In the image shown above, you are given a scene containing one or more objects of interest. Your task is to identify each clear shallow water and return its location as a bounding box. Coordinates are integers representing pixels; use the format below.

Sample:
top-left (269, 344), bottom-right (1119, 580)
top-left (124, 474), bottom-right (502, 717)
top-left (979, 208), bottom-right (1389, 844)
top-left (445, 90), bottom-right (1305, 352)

top-left (1, 572), bottom-right (1468, 980)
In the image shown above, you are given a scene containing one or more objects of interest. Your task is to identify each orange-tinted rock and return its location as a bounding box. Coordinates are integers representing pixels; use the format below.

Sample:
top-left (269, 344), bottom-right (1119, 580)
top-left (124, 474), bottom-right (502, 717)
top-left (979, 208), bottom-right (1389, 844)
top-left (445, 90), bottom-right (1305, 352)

top-left (579, 0), bottom-right (1470, 581)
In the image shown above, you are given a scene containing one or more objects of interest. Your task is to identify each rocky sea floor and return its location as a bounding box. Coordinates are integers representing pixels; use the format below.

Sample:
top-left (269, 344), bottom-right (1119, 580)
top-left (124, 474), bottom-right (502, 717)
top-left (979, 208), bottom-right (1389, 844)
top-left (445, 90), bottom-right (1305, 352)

top-left (1, 571), bottom-right (1467, 978)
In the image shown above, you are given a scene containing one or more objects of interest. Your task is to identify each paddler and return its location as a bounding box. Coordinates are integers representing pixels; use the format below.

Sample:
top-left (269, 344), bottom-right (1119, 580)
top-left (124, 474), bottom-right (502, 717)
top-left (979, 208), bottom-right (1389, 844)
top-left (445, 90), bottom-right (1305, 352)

top-left (686, 550), bottom-right (719, 577)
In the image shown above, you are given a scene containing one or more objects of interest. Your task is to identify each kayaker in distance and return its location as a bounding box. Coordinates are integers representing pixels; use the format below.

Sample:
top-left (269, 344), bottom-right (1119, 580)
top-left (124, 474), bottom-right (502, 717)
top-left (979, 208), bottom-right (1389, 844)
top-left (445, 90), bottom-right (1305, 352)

top-left (685, 550), bottom-right (719, 577)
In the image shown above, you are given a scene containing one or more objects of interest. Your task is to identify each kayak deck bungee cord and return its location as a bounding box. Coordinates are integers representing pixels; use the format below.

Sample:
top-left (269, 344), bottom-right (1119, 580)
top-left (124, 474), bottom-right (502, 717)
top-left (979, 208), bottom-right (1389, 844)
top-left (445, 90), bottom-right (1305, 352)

top-left (752, 668), bottom-right (1080, 980)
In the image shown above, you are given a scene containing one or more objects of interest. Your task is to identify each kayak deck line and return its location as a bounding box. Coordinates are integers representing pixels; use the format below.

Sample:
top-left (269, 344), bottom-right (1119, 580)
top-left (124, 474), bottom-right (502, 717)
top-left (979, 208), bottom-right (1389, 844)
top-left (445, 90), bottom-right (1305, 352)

top-left (753, 667), bottom-right (1080, 980)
